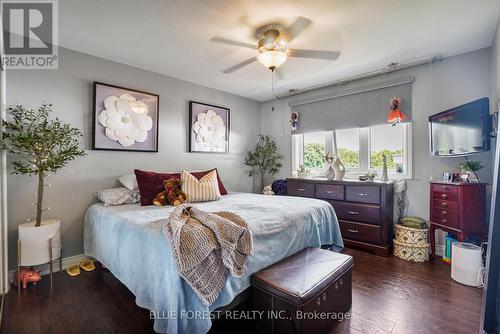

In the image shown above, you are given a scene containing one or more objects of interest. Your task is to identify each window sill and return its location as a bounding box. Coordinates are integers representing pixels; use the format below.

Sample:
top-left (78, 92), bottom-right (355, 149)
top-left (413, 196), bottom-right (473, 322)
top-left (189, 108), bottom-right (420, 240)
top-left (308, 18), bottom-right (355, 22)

top-left (292, 170), bottom-right (412, 181)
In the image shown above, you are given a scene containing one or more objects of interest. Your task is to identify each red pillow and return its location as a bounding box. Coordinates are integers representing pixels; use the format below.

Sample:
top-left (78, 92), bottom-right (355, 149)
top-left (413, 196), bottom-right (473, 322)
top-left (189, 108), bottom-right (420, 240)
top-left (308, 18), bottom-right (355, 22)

top-left (134, 169), bottom-right (177, 206)
top-left (134, 168), bottom-right (228, 206)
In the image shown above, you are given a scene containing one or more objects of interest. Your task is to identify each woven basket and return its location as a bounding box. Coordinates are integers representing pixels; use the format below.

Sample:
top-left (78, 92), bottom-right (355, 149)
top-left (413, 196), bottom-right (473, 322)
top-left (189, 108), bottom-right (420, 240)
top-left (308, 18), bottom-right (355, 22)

top-left (393, 239), bottom-right (430, 263)
top-left (395, 224), bottom-right (429, 245)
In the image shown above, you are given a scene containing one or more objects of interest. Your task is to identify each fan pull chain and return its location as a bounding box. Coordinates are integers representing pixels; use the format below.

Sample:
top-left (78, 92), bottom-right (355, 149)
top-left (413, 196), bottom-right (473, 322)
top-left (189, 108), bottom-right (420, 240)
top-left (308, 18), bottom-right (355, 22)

top-left (271, 68), bottom-right (278, 112)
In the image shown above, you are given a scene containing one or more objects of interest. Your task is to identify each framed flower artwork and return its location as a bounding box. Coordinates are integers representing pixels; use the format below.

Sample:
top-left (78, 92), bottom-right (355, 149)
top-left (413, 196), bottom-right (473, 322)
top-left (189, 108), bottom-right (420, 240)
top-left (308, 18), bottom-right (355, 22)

top-left (189, 101), bottom-right (229, 153)
top-left (92, 82), bottom-right (159, 152)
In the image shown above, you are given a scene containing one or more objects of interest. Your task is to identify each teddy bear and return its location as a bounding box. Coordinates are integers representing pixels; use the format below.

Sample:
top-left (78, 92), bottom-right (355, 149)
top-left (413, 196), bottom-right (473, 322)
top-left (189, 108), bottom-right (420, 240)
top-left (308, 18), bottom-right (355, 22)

top-left (153, 178), bottom-right (186, 206)
top-left (262, 185), bottom-right (275, 195)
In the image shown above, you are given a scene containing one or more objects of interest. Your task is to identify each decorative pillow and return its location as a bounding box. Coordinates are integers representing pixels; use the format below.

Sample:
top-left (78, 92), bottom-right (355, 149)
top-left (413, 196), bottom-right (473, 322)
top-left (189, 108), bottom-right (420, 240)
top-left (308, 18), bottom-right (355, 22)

top-left (117, 174), bottom-right (139, 192)
top-left (135, 168), bottom-right (228, 206)
top-left (169, 169), bottom-right (228, 195)
top-left (95, 187), bottom-right (140, 207)
top-left (134, 169), bottom-right (177, 206)
top-left (181, 170), bottom-right (221, 202)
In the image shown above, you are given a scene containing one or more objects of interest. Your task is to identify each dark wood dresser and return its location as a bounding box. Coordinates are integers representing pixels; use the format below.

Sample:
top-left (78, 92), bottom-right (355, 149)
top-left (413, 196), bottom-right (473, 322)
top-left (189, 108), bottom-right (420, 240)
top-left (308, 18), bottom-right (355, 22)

top-left (429, 181), bottom-right (487, 258)
top-left (286, 178), bottom-right (394, 256)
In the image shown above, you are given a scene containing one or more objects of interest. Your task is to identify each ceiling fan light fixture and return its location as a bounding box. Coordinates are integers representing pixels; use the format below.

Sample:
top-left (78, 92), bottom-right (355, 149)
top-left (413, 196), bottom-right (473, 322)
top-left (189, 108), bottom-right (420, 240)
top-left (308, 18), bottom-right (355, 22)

top-left (258, 50), bottom-right (287, 70)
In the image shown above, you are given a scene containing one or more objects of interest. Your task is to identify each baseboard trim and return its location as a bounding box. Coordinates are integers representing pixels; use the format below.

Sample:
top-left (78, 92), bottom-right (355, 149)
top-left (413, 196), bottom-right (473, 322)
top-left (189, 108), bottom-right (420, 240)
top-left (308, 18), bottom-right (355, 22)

top-left (7, 253), bottom-right (86, 284)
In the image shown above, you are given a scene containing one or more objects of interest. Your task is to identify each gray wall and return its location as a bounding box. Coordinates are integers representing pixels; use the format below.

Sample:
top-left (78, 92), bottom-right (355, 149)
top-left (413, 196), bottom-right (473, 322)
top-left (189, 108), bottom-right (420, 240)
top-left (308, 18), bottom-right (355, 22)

top-left (260, 48), bottom-right (493, 220)
top-left (5, 48), bottom-right (260, 269)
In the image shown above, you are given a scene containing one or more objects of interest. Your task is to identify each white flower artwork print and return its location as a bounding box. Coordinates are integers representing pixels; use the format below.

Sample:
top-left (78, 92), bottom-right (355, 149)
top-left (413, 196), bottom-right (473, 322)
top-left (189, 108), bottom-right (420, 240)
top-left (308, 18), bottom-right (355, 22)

top-left (192, 109), bottom-right (226, 150)
top-left (97, 93), bottom-right (153, 147)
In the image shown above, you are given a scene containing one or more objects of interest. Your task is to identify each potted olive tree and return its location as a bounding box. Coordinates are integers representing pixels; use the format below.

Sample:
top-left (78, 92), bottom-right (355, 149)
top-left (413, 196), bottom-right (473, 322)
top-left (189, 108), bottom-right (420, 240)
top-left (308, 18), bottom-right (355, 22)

top-left (244, 135), bottom-right (283, 192)
top-left (2, 103), bottom-right (86, 267)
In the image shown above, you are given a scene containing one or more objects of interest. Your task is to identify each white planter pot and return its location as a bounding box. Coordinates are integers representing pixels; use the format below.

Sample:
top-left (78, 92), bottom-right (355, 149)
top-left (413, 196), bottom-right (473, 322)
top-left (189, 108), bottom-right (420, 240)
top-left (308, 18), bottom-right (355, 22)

top-left (18, 219), bottom-right (61, 266)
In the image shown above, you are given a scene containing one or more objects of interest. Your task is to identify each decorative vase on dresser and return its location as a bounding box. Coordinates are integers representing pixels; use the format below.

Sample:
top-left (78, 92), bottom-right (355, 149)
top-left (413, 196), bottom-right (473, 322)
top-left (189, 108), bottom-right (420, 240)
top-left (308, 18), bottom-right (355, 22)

top-left (287, 177), bottom-right (394, 256)
top-left (333, 158), bottom-right (346, 181)
top-left (429, 181), bottom-right (487, 258)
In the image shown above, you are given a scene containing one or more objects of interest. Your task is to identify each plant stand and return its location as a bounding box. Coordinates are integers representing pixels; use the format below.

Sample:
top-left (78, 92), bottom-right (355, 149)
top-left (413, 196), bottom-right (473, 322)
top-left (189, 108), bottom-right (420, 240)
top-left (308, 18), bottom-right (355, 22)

top-left (17, 238), bottom-right (62, 293)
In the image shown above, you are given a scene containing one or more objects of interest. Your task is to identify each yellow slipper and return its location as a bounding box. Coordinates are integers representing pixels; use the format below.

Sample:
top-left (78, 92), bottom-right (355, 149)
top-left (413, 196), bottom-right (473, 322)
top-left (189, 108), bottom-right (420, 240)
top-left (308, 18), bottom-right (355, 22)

top-left (79, 259), bottom-right (96, 272)
top-left (66, 265), bottom-right (81, 277)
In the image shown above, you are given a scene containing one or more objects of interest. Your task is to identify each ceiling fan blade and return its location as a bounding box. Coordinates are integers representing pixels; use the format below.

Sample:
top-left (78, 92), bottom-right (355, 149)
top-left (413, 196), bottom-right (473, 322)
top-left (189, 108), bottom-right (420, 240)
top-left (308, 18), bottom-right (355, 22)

top-left (284, 16), bottom-right (312, 42)
top-left (210, 37), bottom-right (255, 49)
top-left (221, 57), bottom-right (257, 73)
top-left (290, 49), bottom-right (340, 60)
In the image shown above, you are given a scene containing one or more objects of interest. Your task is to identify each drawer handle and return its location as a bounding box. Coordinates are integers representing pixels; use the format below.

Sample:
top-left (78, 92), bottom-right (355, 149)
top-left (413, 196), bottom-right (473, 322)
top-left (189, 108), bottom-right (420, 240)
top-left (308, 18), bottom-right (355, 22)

top-left (358, 193), bottom-right (368, 197)
top-left (335, 283), bottom-right (339, 290)
top-left (297, 188), bottom-right (306, 191)
top-left (347, 228), bottom-right (359, 233)
top-left (322, 292), bottom-right (327, 301)
top-left (441, 202), bottom-right (447, 207)
top-left (441, 219), bottom-right (447, 224)
top-left (347, 211), bottom-right (359, 215)
top-left (326, 190), bottom-right (334, 194)
top-left (441, 210), bottom-right (447, 215)
top-left (340, 278), bottom-right (343, 285)
top-left (440, 194), bottom-right (447, 199)
top-left (317, 297), bottom-right (321, 306)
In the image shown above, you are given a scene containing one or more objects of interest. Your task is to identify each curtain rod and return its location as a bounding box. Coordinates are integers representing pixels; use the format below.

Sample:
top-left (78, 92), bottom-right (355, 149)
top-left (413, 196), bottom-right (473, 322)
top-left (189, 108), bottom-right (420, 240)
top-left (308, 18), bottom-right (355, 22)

top-left (289, 77), bottom-right (414, 108)
top-left (276, 55), bottom-right (442, 100)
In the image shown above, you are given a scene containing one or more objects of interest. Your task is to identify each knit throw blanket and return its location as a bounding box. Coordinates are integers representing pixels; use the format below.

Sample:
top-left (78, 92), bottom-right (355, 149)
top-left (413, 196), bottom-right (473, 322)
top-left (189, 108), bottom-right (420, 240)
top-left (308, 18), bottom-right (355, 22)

top-left (163, 205), bottom-right (253, 306)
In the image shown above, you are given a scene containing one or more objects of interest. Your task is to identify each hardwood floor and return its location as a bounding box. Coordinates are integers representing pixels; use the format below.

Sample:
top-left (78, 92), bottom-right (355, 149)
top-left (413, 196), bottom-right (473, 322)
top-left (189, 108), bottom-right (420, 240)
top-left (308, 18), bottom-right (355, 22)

top-left (0, 248), bottom-right (483, 334)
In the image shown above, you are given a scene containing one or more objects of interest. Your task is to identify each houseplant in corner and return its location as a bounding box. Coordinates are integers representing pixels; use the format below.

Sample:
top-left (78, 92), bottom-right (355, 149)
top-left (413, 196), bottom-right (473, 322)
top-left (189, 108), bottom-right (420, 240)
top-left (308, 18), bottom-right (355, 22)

top-left (244, 135), bottom-right (283, 192)
top-left (2, 103), bottom-right (86, 273)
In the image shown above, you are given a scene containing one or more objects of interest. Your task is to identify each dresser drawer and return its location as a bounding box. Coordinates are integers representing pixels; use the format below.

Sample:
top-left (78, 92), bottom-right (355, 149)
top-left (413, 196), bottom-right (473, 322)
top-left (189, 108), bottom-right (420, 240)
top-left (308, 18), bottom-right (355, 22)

top-left (345, 185), bottom-right (380, 204)
top-left (287, 181), bottom-right (315, 198)
top-left (432, 190), bottom-right (458, 202)
top-left (431, 184), bottom-right (458, 201)
top-left (332, 202), bottom-right (381, 225)
top-left (340, 221), bottom-right (381, 243)
top-left (431, 207), bottom-right (459, 229)
top-left (432, 198), bottom-right (458, 211)
top-left (316, 184), bottom-right (344, 200)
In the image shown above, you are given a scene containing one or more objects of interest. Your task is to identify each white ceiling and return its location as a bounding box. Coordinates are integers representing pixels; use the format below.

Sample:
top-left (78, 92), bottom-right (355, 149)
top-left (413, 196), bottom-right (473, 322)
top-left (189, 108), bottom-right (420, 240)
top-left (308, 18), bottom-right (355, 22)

top-left (60, 0), bottom-right (500, 101)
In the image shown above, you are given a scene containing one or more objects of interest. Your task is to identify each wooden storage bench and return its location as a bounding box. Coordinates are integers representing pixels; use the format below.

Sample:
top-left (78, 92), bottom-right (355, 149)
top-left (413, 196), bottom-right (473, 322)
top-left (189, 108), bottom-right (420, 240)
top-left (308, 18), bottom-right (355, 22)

top-left (251, 247), bottom-right (353, 334)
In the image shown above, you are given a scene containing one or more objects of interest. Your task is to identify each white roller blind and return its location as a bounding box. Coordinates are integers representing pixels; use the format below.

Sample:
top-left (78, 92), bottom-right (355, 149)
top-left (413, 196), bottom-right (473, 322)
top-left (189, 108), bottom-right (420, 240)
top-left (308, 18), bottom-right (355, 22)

top-left (289, 76), bottom-right (413, 133)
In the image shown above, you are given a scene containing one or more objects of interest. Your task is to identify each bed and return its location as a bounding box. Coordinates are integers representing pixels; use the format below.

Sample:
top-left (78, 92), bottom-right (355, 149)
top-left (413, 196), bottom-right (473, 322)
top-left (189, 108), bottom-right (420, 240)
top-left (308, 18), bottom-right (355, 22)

top-left (84, 192), bottom-right (343, 334)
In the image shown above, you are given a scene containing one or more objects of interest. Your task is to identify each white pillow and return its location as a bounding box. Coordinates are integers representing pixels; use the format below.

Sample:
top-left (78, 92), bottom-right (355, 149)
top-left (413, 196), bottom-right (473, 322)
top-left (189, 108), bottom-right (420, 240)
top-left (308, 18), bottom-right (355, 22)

top-left (181, 170), bottom-right (221, 203)
top-left (95, 187), bottom-right (140, 206)
top-left (117, 174), bottom-right (139, 192)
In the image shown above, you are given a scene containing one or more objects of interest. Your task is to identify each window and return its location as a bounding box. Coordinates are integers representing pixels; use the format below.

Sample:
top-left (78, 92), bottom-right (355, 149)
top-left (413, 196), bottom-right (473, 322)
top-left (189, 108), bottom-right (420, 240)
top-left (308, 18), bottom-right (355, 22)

top-left (303, 132), bottom-right (326, 169)
top-left (292, 123), bottom-right (412, 179)
top-left (335, 128), bottom-right (360, 169)
top-left (370, 124), bottom-right (404, 172)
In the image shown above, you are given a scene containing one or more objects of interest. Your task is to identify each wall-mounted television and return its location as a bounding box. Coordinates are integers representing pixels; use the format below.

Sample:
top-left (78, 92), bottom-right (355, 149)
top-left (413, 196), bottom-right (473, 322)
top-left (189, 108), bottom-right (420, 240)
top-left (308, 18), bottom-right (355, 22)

top-left (429, 97), bottom-right (491, 156)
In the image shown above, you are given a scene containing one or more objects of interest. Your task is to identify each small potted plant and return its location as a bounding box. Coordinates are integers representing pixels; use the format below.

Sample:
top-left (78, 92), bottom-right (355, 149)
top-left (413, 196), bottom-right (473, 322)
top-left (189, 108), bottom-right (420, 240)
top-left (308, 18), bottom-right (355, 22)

top-left (2, 103), bottom-right (86, 267)
top-left (367, 171), bottom-right (377, 182)
top-left (459, 157), bottom-right (483, 183)
top-left (244, 135), bottom-right (283, 192)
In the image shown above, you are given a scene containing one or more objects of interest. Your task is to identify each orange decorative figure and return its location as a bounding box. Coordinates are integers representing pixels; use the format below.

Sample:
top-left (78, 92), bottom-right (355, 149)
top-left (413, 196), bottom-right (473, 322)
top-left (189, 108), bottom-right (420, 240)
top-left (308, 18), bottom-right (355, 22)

top-left (387, 97), bottom-right (405, 126)
top-left (17, 269), bottom-right (42, 289)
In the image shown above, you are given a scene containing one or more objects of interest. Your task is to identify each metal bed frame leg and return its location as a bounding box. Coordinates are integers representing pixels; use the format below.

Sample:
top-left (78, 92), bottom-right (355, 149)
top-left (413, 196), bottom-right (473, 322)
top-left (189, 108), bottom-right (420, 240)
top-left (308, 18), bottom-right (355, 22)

top-left (17, 240), bottom-right (21, 293)
top-left (49, 238), bottom-right (53, 290)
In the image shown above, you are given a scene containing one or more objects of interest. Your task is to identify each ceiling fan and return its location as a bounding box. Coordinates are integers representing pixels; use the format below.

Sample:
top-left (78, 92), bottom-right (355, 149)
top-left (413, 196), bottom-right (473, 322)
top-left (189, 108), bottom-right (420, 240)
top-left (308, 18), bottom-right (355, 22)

top-left (210, 17), bottom-right (341, 75)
